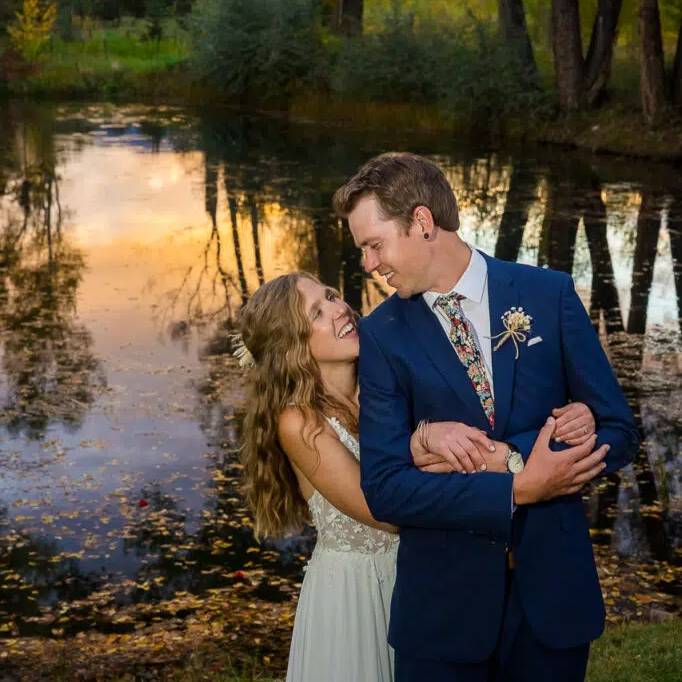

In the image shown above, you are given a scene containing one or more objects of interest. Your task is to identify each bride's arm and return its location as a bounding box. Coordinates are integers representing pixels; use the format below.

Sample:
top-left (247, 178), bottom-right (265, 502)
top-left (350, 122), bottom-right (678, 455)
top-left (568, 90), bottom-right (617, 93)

top-left (278, 407), bottom-right (398, 534)
top-left (412, 402), bottom-right (597, 473)
top-left (410, 421), bottom-right (507, 474)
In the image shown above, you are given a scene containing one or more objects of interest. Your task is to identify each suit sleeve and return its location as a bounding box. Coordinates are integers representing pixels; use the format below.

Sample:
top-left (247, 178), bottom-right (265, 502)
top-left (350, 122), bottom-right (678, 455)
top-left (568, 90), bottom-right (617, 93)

top-left (558, 274), bottom-right (639, 473)
top-left (358, 318), bottom-right (514, 541)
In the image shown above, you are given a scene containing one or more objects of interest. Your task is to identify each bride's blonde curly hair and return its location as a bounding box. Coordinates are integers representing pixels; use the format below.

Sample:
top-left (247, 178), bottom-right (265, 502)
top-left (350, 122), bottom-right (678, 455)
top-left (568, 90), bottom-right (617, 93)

top-left (238, 272), bottom-right (358, 539)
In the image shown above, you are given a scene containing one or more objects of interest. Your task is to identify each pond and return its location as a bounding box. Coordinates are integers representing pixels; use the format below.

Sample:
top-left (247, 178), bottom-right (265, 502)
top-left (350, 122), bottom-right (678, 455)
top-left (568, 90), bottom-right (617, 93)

top-left (0, 101), bottom-right (680, 647)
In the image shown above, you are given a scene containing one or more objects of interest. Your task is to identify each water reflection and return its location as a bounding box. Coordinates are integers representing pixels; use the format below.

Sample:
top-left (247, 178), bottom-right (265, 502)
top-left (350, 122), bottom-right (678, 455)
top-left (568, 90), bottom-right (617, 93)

top-left (0, 102), bottom-right (680, 642)
top-left (0, 107), bottom-right (105, 441)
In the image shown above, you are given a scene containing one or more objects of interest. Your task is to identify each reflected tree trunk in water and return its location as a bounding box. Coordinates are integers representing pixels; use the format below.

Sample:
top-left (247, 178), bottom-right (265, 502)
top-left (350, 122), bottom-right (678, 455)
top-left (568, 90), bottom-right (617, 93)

top-left (667, 199), bottom-right (682, 335)
top-left (494, 164), bottom-right (537, 262)
top-left (609, 466), bottom-right (653, 560)
top-left (539, 174), bottom-right (579, 273)
top-left (627, 193), bottom-right (661, 335)
top-left (247, 194), bottom-right (264, 287)
top-left (224, 176), bottom-right (248, 307)
top-left (45, 176), bottom-right (54, 267)
top-left (198, 158), bottom-right (233, 319)
top-left (211, 222), bottom-right (234, 319)
top-left (583, 188), bottom-right (624, 333)
top-left (312, 194), bottom-right (342, 290)
top-left (609, 191), bottom-right (669, 556)
top-left (204, 159), bottom-right (218, 229)
top-left (340, 218), bottom-right (363, 313)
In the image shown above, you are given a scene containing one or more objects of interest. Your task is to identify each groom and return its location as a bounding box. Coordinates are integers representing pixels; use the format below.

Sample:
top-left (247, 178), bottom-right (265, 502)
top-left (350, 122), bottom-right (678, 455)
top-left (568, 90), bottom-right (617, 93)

top-left (333, 153), bottom-right (638, 681)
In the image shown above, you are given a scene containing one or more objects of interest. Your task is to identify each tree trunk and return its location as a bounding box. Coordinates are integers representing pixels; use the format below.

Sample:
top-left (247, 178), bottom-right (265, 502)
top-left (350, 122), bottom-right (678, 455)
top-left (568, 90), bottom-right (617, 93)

top-left (338, 0), bottom-right (363, 36)
top-left (671, 17), bottom-right (682, 107)
top-left (584, 0), bottom-right (623, 106)
top-left (498, 0), bottom-right (539, 88)
top-left (551, 0), bottom-right (585, 111)
top-left (639, 0), bottom-right (667, 125)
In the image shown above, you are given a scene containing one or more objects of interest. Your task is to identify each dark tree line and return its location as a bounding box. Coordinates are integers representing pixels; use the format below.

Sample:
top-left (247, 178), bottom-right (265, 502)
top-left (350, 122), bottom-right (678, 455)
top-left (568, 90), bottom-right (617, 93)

top-left (498, 1), bottom-right (682, 123)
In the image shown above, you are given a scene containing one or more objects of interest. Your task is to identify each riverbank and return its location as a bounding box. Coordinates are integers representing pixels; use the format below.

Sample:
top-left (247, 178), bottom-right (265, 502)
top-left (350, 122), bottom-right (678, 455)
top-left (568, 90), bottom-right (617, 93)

top-left (287, 95), bottom-right (682, 163)
top-left (2, 615), bottom-right (679, 681)
top-left (4, 80), bottom-right (681, 164)
top-left (2, 41), bottom-right (682, 163)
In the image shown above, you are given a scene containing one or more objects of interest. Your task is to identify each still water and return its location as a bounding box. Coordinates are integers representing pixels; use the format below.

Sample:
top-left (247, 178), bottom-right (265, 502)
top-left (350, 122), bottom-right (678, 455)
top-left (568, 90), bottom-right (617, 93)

top-left (0, 101), bottom-right (680, 638)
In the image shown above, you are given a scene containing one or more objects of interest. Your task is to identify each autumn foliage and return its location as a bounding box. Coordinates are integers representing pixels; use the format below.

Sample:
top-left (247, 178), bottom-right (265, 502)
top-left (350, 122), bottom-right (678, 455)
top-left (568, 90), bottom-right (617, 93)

top-left (7, 0), bottom-right (57, 64)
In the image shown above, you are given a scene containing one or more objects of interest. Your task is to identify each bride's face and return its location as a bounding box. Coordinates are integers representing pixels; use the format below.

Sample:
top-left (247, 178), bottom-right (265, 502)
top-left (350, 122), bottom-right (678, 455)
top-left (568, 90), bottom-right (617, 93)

top-left (296, 277), bottom-right (359, 364)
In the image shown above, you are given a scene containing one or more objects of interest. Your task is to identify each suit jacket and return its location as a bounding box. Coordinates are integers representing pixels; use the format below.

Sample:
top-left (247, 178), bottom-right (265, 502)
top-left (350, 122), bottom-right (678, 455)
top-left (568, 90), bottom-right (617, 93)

top-left (358, 251), bottom-right (639, 662)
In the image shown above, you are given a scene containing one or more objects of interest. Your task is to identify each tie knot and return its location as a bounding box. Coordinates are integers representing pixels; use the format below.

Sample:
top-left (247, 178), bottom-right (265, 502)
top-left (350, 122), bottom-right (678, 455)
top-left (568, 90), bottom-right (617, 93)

top-left (435, 292), bottom-right (465, 315)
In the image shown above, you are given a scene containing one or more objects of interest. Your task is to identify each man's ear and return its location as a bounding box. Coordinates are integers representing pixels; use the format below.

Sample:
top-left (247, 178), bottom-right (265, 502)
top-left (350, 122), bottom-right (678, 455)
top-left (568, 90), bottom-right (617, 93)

top-left (412, 205), bottom-right (436, 237)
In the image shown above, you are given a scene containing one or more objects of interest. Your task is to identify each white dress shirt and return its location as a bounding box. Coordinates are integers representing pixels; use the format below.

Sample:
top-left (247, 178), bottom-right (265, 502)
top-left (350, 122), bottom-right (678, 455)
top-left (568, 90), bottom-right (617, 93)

top-left (422, 247), bottom-right (494, 396)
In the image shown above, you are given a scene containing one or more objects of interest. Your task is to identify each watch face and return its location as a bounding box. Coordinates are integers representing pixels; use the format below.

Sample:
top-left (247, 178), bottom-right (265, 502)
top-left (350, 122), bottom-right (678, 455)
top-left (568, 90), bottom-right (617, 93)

top-left (508, 452), bottom-right (525, 474)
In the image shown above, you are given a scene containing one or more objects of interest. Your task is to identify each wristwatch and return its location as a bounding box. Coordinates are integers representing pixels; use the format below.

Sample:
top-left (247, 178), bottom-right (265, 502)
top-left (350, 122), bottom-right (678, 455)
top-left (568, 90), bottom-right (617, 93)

top-left (505, 444), bottom-right (525, 474)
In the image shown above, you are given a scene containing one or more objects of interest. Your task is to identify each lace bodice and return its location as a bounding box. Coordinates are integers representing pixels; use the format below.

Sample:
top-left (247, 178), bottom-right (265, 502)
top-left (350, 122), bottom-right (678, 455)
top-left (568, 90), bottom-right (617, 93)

top-left (307, 417), bottom-right (399, 554)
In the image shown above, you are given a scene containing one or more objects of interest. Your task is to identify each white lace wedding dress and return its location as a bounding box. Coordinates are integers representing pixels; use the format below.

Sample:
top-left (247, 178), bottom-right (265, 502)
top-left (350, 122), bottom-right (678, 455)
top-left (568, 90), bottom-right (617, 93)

top-left (286, 417), bottom-right (399, 682)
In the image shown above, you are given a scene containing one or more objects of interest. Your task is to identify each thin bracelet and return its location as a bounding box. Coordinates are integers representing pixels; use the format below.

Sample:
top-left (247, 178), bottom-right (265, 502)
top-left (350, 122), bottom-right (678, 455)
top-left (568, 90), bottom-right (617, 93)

top-left (416, 418), bottom-right (430, 451)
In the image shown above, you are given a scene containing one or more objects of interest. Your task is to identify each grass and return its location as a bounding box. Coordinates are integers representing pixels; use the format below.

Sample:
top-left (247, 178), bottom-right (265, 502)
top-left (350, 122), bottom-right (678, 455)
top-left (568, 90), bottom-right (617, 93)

top-left (137, 620), bottom-right (682, 681)
top-left (174, 620), bottom-right (680, 682)
top-left (587, 619), bottom-right (681, 682)
top-left (2, 19), bottom-right (193, 99)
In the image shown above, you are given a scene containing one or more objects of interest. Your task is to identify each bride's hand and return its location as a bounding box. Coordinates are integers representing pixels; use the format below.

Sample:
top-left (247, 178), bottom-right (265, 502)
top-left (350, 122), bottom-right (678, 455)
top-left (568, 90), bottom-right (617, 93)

top-left (411, 449), bottom-right (457, 473)
top-left (551, 402), bottom-right (596, 445)
top-left (410, 421), bottom-right (498, 474)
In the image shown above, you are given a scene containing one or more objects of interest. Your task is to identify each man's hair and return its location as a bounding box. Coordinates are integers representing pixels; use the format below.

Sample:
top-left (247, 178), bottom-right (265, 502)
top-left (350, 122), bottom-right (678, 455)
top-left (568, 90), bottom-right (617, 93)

top-left (332, 152), bottom-right (459, 232)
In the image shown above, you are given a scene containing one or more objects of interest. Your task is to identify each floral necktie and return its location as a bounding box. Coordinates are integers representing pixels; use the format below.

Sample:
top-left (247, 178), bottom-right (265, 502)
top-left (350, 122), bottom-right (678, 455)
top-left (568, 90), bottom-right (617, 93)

top-left (435, 292), bottom-right (495, 428)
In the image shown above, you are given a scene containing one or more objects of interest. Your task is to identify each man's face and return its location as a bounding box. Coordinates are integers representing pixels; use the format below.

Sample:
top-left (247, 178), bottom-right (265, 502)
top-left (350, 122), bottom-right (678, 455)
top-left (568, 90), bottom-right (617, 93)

top-left (348, 195), bottom-right (432, 299)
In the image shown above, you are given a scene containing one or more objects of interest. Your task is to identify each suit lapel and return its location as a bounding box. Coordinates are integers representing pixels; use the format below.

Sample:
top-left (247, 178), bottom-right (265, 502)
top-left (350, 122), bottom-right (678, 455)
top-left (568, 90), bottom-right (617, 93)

top-left (403, 294), bottom-right (489, 428)
top-left (482, 252), bottom-right (519, 439)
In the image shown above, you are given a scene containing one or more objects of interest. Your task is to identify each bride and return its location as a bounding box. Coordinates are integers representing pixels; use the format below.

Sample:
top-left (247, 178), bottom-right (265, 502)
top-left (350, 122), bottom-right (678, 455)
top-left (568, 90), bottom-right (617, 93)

top-left (236, 272), bottom-right (595, 682)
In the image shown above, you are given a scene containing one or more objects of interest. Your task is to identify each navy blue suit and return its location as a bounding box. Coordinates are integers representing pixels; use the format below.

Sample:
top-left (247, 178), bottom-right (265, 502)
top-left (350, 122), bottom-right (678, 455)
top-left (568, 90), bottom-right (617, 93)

top-left (358, 253), bottom-right (638, 671)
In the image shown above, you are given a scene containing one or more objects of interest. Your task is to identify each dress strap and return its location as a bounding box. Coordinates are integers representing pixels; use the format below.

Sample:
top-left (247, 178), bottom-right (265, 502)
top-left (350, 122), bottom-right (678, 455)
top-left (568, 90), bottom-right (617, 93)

top-left (326, 416), bottom-right (360, 460)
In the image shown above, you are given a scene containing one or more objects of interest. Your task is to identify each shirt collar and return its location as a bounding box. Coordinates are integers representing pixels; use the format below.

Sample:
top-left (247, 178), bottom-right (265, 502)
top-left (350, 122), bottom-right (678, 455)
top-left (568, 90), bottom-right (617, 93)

top-left (422, 246), bottom-right (488, 309)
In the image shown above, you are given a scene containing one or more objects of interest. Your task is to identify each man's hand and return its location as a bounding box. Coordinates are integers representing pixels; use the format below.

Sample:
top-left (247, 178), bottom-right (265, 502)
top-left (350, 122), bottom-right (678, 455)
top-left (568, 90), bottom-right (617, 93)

top-left (552, 402), bottom-right (596, 445)
top-left (410, 422), bottom-right (501, 474)
top-left (513, 416), bottom-right (609, 505)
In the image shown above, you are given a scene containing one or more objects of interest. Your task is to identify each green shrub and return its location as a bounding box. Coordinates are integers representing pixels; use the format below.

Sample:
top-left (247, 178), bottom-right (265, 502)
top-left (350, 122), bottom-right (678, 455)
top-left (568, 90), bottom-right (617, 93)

top-left (438, 19), bottom-right (551, 121)
top-left (189, 0), bottom-right (326, 102)
top-left (331, 2), bottom-right (550, 120)
top-left (331, 9), bottom-right (447, 102)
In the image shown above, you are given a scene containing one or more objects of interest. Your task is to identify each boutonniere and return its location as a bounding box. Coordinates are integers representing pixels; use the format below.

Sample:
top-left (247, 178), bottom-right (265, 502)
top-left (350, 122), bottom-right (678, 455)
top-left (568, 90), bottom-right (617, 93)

top-left (490, 306), bottom-right (532, 360)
